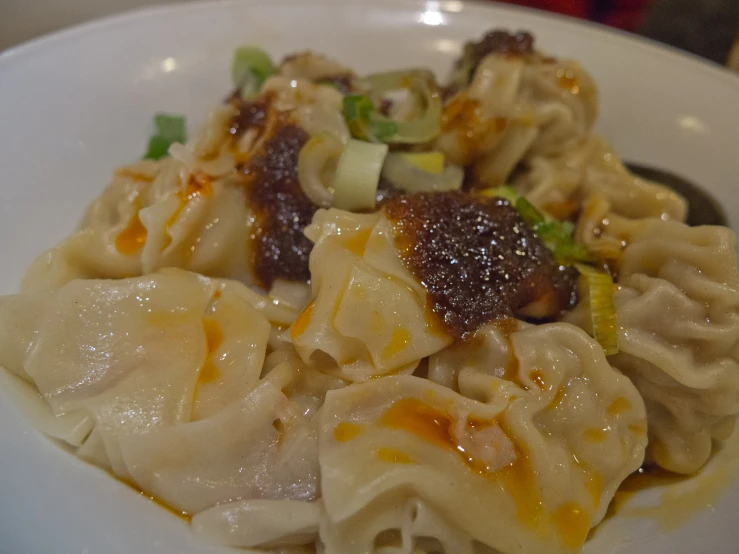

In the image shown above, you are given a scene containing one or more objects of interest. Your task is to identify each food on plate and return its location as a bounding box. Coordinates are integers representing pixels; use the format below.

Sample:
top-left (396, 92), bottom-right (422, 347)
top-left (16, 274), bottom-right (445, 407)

top-left (1, 28), bottom-right (737, 554)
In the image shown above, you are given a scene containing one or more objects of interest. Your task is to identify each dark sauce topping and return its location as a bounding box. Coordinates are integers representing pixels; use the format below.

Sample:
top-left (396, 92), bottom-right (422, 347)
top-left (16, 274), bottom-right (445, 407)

top-left (454, 29), bottom-right (535, 86)
top-left (229, 96), bottom-right (271, 139)
top-left (471, 29), bottom-right (535, 57)
top-left (384, 192), bottom-right (577, 339)
top-left (236, 107), bottom-right (315, 288)
top-left (319, 74), bottom-right (356, 96)
top-left (375, 177), bottom-right (403, 207)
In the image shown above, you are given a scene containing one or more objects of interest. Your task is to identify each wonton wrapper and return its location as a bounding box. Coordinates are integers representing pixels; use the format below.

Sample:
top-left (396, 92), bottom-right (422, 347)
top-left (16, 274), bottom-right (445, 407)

top-left (290, 208), bottom-right (452, 382)
top-left (437, 51), bottom-right (597, 188)
top-left (319, 323), bottom-right (646, 553)
top-left (568, 218), bottom-right (739, 473)
top-left (0, 269), bottom-right (317, 513)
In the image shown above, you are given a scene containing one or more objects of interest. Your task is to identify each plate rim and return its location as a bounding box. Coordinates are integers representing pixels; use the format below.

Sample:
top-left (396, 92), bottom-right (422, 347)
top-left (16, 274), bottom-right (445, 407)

top-left (1, 1), bottom-right (738, 553)
top-left (1, 0), bottom-right (739, 92)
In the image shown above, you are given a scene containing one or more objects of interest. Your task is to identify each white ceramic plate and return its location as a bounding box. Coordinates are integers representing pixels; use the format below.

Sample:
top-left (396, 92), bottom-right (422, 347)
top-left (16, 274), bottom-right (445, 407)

top-left (1, 1), bottom-right (739, 553)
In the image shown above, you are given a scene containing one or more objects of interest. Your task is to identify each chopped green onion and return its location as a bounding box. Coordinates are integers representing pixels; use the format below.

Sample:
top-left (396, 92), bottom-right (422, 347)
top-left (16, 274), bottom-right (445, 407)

top-left (343, 71), bottom-right (442, 144)
top-left (514, 196), bottom-right (591, 264)
top-left (575, 264), bottom-right (619, 355)
top-left (232, 46), bottom-right (275, 99)
top-left (297, 133), bottom-right (344, 208)
top-left (372, 71), bottom-right (441, 144)
top-left (515, 196), bottom-right (545, 228)
top-left (317, 79), bottom-right (340, 90)
top-left (382, 153), bottom-right (463, 193)
top-left (478, 186), bottom-right (519, 205)
top-left (143, 113), bottom-right (187, 160)
top-left (397, 152), bottom-right (445, 174)
top-left (342, 95), bottom-right (397, 142)
top-left (477, 187), bottom-right (591, 265)
top-left (154, 114), bottom-right (186, 143)
top-left (332, 139), bottom-right (388, 211)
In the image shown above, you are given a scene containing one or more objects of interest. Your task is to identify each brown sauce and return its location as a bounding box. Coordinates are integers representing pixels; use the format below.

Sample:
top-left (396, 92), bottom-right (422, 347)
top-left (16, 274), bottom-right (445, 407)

top-left (229, 96), bottom-right (271, 139)
top-left (384, 192), bottom-right (576, 339)
top-left (591, 433), bottom-right (739, 541)
top-left (319, 73), bottom-right (355, 95)
top-left (455, 29), bottom-right (535, 85)
top-left (375, 177), bottom-right (402, 206)
top-left (232, 99), bottom-right (316, 288)
top-left (111, 473), bottom-right (192, 523)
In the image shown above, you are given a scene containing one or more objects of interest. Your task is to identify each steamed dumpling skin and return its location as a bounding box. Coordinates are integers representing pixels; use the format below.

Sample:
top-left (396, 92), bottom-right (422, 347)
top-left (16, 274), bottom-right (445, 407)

top-left (568, 218), bottom-right (739, 473)
top-left (0, 268), bottom-right (318, 512)
top-left (318, 323), bottom-right (647, 553)
top-left (290, 209), bottom-right (452, 382)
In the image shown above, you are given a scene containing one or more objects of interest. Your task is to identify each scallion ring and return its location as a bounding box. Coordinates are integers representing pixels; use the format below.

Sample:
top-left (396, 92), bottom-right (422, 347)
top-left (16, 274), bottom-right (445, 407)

top-left (297, 133), bottom-right (344, 208)
top-left (232, 46), bottom-right (276, 100)
top-left (575, 264), bottom-right (619, 356)
top-left (381, 152), bottom-right (463, 193)
top-left (332, 139), bottom-right (388, 211)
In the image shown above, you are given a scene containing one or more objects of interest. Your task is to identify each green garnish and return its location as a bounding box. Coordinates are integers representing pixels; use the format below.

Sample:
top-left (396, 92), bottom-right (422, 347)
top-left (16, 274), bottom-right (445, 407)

top-left (515, 197), bottom-right (591, 265)
top-left (481, 188), bottom-right (591, 265)
top-left (479, 185), bottom-right (519, 204)
top-left (332, 138), bottom-right (389, 212)
top-left (360, 70), bottom-right (442, 144)
top-left (317, 79), bottom-right (340, 90)
top-left (342, 95), bottom-right (398, 142)
top-left (514, 196), bottom-right (544, 227)
top-left (575, 263), bottom-right (619, 355)
top-left (143, 113), bottom-right (187, 160)
top-left (342, 70), bottom-right (442, 144)
top-left (232, 46), bottom-right (275, 99)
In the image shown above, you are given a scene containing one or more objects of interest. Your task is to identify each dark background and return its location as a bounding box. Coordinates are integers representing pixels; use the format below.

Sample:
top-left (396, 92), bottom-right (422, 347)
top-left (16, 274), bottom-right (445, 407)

top-left (497, 0), bottom-right (739, 64)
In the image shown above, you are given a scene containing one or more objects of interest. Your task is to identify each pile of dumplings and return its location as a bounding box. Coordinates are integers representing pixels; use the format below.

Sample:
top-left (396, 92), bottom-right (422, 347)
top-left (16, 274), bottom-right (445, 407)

top-left (1, 32), bottom-right (737, 554)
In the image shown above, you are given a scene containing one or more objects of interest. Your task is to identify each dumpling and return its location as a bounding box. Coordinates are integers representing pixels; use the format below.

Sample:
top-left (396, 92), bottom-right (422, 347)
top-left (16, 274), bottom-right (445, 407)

top-left (277, 51), bottom-right (357, 93)
top-left (22, 148), bottom-right (252, 292)
top-left (192, 498), bottom-right (321, 548)
top-left (0, 268), bottom-right (320, 511)
top-left (514, 135), bottom-right (687, 222)
top-left (437, 30), bottom-right (597, 187)
top-left (120, 380), bottom-right (318, 513)
top-left (321, 495), bottom-right (485, 554)
top-left (289, 208), bottom-right (453, 382)
top-left (291, 189), bottom-right (582, 383)
top-left (318, 320), bottom-right (647, 554)
top-left (567, 218), bottom-right (739, 474)
top-left (23, 75), bottom-right (350, 293)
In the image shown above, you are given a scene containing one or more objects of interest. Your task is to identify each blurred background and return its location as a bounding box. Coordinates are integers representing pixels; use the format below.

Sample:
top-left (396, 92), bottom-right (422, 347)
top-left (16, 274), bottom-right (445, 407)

top-left (1, 0), bottom-right (738, 69)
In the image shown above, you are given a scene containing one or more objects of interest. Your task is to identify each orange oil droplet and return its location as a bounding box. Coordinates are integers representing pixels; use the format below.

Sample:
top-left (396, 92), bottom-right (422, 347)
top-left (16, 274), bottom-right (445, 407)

top-left (497, 447), bottom-right (542, 530)
top-left (607, 397), bottom-right (631, 416)
top-left (290, 300), bottom-right (315, 339)
top-left (115, 211), bottom-right (148, 255)
top-left (345, 228), bottom-right (372, 257)
top-left (334, 421), bottom-right (362, 442)
top-left (503, 341), bottom-right (524, 388)
top-left (115, 168), bottom-right (155, 182)
top-left (558, 69), bottom-right (580, 93)
top-left (110, 473), bottom-right (191, 522)
top-left (585, 470), bottom-right (603, 507)
top-left (162, 172), bottom-right (214, 251)
top-left (382, 326), bottom-right (411, 359)
top-left (584, 428), bottom-right (607, 443)
top-left (529, 370), bottom-right (546, 389)
top-left (629, 424), bottom-right (646, 436)
top-left (554, 502), bottom-right (590, 549)
top-left (379, 398), bottom-right (453, 450)
top-left (376, 447), bottom-right (414, 464)
top-left (198, 318), bottom-right (223, 383)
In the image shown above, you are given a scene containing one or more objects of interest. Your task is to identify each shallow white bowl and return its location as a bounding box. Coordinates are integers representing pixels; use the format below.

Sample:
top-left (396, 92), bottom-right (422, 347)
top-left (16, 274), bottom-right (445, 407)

top-left (1, 1), bottom-right (739, 553)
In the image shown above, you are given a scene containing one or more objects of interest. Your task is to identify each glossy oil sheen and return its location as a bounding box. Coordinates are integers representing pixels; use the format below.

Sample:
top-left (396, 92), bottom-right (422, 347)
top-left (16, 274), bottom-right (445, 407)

top-left (1, 1), bottom-right (739, 553)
